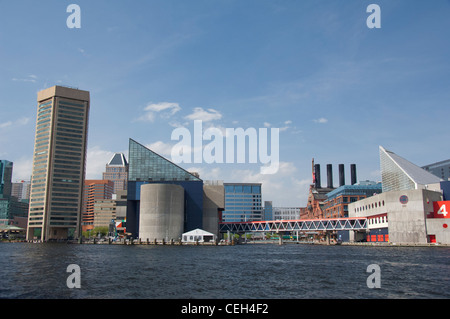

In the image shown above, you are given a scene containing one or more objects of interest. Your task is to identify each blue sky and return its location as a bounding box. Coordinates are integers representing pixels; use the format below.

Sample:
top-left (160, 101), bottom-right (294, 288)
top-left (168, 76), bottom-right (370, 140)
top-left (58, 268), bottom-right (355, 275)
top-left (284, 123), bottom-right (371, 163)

top-left (1, 0), bottom-right (449, 206)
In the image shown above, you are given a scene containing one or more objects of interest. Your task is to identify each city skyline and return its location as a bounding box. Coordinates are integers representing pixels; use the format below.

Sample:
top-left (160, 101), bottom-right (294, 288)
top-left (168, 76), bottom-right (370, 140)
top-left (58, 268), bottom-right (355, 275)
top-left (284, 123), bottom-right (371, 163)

top-left (1, 0), bottom-right (450, 207)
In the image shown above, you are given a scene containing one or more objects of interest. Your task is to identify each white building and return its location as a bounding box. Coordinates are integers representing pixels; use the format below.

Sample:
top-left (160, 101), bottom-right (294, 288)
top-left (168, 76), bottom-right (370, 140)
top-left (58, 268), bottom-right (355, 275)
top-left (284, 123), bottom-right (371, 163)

top-left (182, 228), bottom-right (216, 243)
top-left (273, 207), bottom-right (301, 220)
top-left (347, 146), bottom-right (449, 244)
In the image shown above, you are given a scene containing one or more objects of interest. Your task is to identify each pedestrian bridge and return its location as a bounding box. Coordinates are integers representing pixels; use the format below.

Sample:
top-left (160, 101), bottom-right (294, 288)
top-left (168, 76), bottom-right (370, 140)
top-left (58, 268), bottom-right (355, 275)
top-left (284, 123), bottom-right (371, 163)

top-left (219, 217), bottom-right (368, 233)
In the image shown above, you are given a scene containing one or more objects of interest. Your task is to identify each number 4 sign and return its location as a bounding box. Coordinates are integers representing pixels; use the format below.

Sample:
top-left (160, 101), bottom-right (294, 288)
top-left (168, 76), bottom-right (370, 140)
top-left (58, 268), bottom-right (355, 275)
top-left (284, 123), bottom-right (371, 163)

top-left (432, 201), bottom-right (450, 219)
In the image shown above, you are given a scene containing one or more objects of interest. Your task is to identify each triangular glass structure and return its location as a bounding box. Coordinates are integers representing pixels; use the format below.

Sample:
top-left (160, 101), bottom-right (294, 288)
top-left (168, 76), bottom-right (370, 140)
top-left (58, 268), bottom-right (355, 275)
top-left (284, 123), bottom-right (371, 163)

top-left (128, 138), bottom-right (201, 182)
top-left (108, 153), bottom-right (128, 166)
top-left (379, 146), bottom-right (441, 192)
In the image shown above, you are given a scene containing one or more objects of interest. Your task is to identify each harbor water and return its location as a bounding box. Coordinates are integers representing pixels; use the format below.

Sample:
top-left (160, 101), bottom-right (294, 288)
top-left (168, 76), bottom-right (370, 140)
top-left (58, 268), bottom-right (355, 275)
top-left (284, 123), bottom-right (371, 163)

top-left (0, 242), bottom-right (449, 299)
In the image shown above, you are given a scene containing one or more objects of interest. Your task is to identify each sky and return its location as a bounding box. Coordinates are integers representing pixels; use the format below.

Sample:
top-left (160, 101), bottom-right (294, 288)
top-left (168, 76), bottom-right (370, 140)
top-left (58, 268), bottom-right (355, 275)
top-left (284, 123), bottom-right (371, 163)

top-left (0, 0), bottom-right (449, 207)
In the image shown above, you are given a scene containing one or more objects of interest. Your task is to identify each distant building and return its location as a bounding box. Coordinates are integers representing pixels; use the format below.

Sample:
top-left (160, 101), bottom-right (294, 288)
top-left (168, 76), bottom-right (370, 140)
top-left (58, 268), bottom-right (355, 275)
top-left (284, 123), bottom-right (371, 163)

top-left (27, 86), bottom-right (90, 241)
top-left (0, 161), bottom-right (29, 226)
top-left (305, 160), bottom-right (360, 219)
top-left (306, 185), bottom-right (334, 219)
top-left (264, 201), bottom-right (273, 220)
top-left (93, 199), bottom-right (116, 229)
top-left (82, 180), bottom-right (114, 232)
top-left (223, 183), bottom-right (262, 222)
top-left (102, 153), bottom-right (128, 194)
top-left (422, 159), bottom-right (450, 181)
top-left (273, 207), bottom-right (301, 220)
top-left (323, 182), bottom-right (382, 218)
top-left (11, 181), bottom-right (31, 202)
top-left (0, 160), bottom-right (13, 199)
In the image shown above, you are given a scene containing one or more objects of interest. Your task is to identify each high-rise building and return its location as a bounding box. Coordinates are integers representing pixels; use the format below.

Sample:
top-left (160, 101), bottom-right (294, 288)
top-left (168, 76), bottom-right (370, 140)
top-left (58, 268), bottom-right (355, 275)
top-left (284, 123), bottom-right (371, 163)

top-left (379, 146), bottom-right (441, 193)
top-left (27, 86), bottom-right (90, 241)
top-left (82, 180), bottom-right (114, 232)
top-left (11, 180), bottom-right (31, 202)
top-left (102, 153), bottom-right (128, 194)
top-left (264, 201), bottom-right (273, 220)
top-left (93, 199), bottom-right (116, 229)
top-left (0, 160), bottom-right (13, 199)
top-left (223, 183), bottom-right (262, 222)
top-left (273, 207), bottom-right (301, 220)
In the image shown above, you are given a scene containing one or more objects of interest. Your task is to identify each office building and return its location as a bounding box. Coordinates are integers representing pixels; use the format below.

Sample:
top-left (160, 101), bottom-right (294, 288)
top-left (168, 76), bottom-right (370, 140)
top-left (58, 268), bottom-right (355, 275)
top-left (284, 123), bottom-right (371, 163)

top-left (323, 181), bottom-right (382, 218)
top-left (422, 159), bottom-right (450, 181)
top-left (273, 207), bottom-right (301, 220)
top-left (126, 138), bottom-right (204, 240)
top-left (11, 180), bottom-right (31, 202)
top-left (102, 153), bottom-right (128, 194)
top-left (27, 86), bottom-right (90, 241)
top-left (0, 161), bottom-right (29, 227)
top-left (82, 180), bottom-right (114, 232)
top-left (379, 146), bottom-right (441, 193)
top-left (223, 183), bottom-right (262, 222)
top-left (264, 201), bottom-right (273, 220)
top-left (93, 199), bottom-right (116, 229)
top-left (0, 160), bottom-right (13, 199)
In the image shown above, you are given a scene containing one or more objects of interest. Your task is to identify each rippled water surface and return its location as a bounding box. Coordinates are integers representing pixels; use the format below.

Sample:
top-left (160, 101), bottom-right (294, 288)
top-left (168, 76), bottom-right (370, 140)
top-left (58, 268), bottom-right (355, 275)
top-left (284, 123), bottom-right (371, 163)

top-left (1, 243), bottom-right (449, 299)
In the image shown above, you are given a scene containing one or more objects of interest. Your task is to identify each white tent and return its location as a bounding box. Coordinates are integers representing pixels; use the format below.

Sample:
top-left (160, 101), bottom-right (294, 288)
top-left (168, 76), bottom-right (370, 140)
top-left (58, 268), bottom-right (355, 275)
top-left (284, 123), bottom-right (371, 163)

top-left (182, 228), bottom-right (216, 243)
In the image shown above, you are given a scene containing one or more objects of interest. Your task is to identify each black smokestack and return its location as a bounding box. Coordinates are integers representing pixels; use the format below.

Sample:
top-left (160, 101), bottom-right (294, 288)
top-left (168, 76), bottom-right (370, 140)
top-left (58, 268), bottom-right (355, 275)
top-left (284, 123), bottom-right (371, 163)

top-left (351, 164), bottom-right (357, 185)
top-left (327, 164), bottom-right (333, 188)
top-left (314, 164), bottom-right (321, 188)
top-left (339, 164), bottom-right (345, 186)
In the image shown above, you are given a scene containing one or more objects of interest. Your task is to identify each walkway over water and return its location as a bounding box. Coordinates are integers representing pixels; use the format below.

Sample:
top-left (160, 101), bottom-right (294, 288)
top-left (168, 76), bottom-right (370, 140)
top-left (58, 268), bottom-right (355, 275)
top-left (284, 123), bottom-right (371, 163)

top-left (219, 217), bottom-right (368, 233)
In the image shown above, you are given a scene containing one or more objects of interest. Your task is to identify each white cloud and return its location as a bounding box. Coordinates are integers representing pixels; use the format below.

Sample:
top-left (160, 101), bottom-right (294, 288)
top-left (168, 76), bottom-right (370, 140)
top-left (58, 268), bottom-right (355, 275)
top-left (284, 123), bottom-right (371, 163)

top-left (0, 121), bottom-right (12, 129)
top-left (137, 102), bottom-right (181, 122)
top-left (264, 122), bottom-right (271, 127)
top-left (145, 102), bottom-right (181, 114)
top-left (234, 162), bottom-right (311, 206)
top-left (313, 117), bottom-right (328, 124)
top-left (185, 107), bottom-right (222, 122)
top-left (11, 157), bottom-right (33, 181)
top-left (12, 75), bottom-right (37, 83)
top-left (85, 146), bottom-right (115, 179)
top-left (0, 117), bottom-right (30, 129)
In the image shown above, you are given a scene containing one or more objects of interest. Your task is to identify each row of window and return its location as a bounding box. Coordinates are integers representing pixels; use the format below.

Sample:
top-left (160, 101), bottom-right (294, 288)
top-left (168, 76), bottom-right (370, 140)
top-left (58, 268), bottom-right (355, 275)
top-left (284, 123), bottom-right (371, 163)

top-left (224, 185), bottom-right (261, 194)
top-left (354, 200), bottom-right (386, 213)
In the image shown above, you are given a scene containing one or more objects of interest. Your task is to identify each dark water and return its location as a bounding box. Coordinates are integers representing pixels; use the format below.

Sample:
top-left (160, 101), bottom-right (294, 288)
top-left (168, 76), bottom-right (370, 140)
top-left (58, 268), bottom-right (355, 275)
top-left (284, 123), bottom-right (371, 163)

top-left (0, 242), bottom-right (449, 299)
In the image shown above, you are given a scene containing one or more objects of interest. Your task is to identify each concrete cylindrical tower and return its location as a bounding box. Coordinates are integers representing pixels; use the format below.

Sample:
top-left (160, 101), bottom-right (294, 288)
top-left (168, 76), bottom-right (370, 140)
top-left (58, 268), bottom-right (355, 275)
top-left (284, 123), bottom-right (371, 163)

top-left (139, 184), bottom-right (184, 241)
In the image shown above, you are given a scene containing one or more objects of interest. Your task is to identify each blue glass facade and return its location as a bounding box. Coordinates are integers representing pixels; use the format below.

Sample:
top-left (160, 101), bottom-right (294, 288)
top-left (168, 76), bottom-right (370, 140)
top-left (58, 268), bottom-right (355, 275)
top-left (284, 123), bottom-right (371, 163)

top-left (223, 183), bottom-right (262, 222)
top-left (126, 139), bottom-right (203, 237)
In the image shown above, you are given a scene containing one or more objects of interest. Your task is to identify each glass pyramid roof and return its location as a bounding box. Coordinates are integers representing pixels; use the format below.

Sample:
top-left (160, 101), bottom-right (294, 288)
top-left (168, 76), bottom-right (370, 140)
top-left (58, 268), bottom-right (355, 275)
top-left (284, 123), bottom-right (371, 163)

top-left (128, 138), bottom-right (201, 182)
top-left (107, 153), bottom-right (128, 166)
